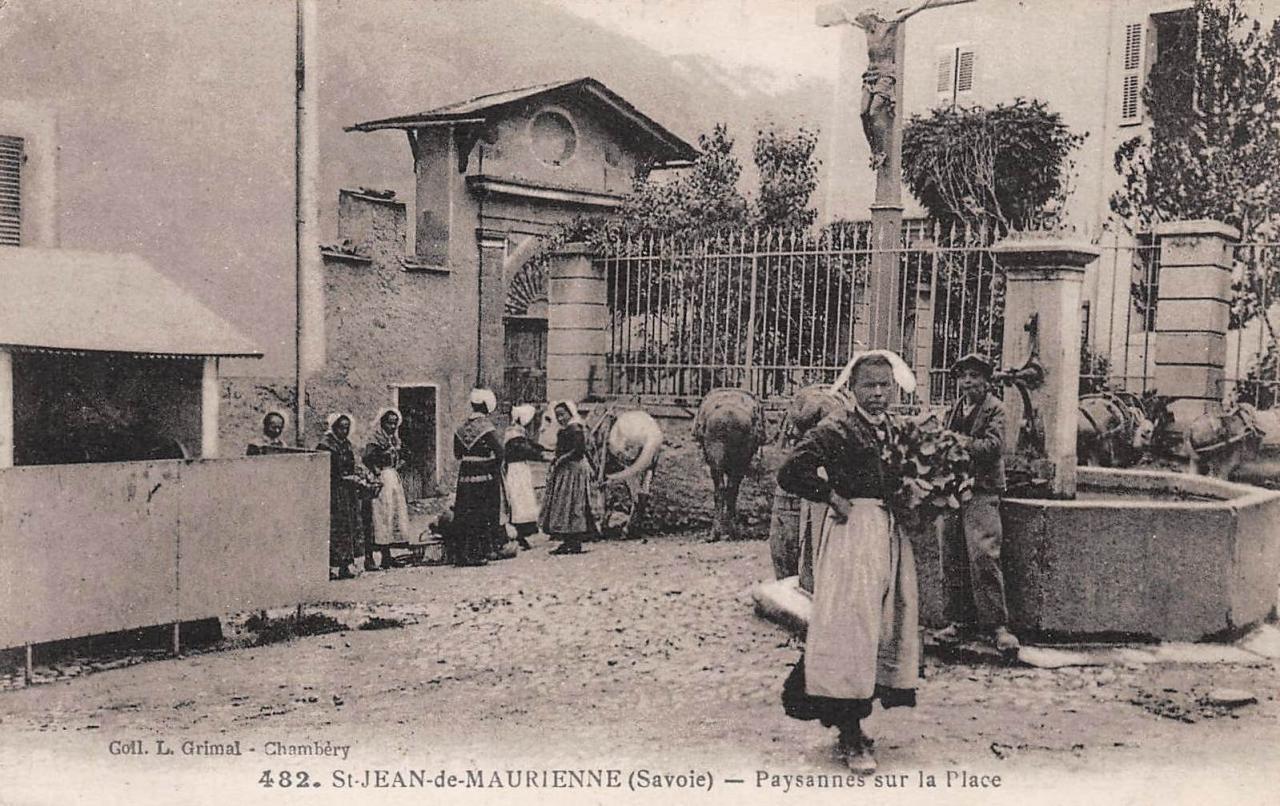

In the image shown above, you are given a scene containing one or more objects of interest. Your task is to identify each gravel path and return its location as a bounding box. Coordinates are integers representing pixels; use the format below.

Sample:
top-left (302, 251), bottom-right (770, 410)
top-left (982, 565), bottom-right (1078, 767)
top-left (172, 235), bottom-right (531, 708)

top-left (2, 534), bottom-right (1277, 805)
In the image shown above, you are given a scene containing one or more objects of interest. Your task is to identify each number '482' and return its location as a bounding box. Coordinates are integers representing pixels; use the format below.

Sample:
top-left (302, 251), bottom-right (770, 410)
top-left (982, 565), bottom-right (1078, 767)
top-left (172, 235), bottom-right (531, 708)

top-left (259, 770), bottom-right (314, 788)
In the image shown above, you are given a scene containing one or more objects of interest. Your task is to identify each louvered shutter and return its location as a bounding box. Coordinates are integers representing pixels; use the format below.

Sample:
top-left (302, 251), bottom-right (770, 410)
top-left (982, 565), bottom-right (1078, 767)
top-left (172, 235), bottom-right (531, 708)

top-left (936, 48), bottom-right (956, 103)
top-left (1119, 22), bottom-right (1145, 124)
top-left (955, 48), bottom-right (977, 99)
top-left (0, 135), bottom-right (21, 246)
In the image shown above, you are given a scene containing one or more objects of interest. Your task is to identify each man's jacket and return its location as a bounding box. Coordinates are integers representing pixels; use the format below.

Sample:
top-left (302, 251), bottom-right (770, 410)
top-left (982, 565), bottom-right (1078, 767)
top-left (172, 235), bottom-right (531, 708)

top-left (945, 392), bottom-right (1006, 494)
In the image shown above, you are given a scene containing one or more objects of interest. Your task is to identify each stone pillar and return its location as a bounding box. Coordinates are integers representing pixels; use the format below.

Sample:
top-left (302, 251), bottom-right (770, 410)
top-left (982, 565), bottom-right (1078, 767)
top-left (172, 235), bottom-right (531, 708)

top-left (201, 358), bottom-right (220, 459)
top-left (992, 235), bottom-right (1099, 498)
top-left (546, 243), bottom-right (608, 404)
top-left (1153, 220), bottom-right (1239, 424)
top-left (0, 349), bottom-right (12, 468)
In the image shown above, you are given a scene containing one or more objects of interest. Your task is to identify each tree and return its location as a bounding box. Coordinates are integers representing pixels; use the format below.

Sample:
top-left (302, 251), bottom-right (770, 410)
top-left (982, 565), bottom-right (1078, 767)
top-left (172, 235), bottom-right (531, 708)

top-left (902, 99), bottom-right (1085, 232)
top-left (752, 124), bottom-right (820, 231)
top-left (899, 100), bottom-right (1083, 384)
top-left (621, 123), bottom-right (749, 235)
top-left (1111, 0), bottom-right (1280, 338)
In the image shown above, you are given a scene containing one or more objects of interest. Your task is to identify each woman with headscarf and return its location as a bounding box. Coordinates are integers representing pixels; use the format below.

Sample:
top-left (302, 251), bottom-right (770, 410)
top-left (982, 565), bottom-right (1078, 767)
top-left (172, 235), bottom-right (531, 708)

top-left (776, 350), bottom-right (921, 775)
top-left (363, 408), bottom-right (412, 569)
top-left (502, 404), bottom-right (543, 551)
top-left (540, 400), bottom-right (597, 555)
top-left (316, 413), bottom-right (365, 580)
top-left (248, 410), bottom-right (290, 454)
top-left (452, 388), bottom-right (505, 566)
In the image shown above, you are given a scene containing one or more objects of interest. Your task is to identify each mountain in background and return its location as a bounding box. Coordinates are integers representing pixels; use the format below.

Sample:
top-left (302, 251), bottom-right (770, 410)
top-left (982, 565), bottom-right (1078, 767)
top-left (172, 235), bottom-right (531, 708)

top-left (0, 0), bottom-right (831, 374)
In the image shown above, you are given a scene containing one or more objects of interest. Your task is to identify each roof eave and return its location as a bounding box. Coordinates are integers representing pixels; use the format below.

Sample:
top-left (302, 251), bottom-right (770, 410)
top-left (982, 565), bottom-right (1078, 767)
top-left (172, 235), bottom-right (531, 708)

top-left (345, 115), bottom-right (488, 133)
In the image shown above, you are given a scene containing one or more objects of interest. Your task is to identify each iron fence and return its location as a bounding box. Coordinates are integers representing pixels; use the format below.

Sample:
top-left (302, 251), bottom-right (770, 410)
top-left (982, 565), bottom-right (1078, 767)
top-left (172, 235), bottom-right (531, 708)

top-left (1079, 232), bottom-right (1161, 396)
top-left (599, 222), bottom-right (1002, 406)
top-left (1222, 241), bottom-right (1280, 407)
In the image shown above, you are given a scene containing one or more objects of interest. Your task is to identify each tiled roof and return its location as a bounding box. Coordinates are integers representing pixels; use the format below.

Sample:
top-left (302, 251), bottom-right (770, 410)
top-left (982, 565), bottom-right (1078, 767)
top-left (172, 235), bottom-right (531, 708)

top-left (348, 77), bottom-right (697, 165)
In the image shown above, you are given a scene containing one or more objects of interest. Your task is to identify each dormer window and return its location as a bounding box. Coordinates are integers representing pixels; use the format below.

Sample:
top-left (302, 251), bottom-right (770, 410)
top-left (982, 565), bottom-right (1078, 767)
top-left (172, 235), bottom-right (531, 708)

top-left (529, 109), bottom-right (577, 167)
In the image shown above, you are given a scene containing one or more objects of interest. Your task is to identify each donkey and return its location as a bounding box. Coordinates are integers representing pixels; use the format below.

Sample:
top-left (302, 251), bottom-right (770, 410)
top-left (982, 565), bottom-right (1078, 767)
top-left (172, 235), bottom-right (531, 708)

top-left (693, 388), bottom-right (768, 541)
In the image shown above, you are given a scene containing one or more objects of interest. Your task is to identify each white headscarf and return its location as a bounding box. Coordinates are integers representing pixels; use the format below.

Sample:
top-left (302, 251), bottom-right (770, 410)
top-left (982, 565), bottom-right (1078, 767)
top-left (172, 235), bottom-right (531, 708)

top-left (324, 412), bottom-right (354, 438)
top-left (511, 404), bottom-right (536, 427)
top-left (469, 388), bottom-right (497, 415)
top-left (374, 407), bottom-right (403, 433)
top-left (553, 399), bottom-right (584, 425)
top-left (831, 349), bottom-right (917, 395)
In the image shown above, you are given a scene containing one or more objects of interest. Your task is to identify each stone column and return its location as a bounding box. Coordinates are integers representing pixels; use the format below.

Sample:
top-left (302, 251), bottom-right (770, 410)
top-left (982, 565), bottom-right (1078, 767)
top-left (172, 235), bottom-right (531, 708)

top-left (1153, 220), bottom-right (1239, 425)
top-left (546, 243), bottom-right (608, 404)
top-left (992, 235), bottom-right (1099, 498)
top-left (201, 357), bottom-right (220, 459)
top-left (0, 349), bottom-right (12, 468)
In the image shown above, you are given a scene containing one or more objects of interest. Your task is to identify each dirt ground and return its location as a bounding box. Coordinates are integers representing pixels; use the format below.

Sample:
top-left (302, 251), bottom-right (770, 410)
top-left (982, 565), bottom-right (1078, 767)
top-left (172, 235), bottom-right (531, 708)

top-left (1, 532), bottom-right (1277, 806)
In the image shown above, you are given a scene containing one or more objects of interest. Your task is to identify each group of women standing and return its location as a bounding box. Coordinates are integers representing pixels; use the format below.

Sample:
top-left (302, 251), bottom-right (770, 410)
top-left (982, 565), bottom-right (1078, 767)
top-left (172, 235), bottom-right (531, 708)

top-left (445, 391), bottom-right (600, 564)
top-left (314, 392), bottom-right (602, 577)
top-left (318, 408), bottom-right (412, 580)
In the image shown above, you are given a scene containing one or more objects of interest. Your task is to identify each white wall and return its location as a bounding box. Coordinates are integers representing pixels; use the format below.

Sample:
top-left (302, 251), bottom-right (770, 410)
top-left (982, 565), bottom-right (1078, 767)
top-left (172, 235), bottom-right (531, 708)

top-left (0, 99), bottom-right (59, 247)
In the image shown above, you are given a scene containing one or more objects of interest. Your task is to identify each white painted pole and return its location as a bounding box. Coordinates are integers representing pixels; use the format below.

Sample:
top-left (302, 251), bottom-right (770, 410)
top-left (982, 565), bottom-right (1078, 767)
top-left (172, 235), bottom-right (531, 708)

top-left (0, 349), bottom-right (13, 468)
top-left (201, 357), bottom-right (220, 458)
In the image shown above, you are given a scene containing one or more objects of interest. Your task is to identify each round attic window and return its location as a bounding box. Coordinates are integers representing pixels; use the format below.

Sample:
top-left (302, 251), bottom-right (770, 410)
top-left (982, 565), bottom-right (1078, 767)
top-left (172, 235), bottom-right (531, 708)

top-left (529, 110), bottom-right (577, 167)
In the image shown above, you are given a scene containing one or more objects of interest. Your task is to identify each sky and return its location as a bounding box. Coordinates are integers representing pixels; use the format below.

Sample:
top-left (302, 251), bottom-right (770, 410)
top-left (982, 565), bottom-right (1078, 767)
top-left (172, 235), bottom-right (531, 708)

top-left (553, 0), bottom-right (840, 93)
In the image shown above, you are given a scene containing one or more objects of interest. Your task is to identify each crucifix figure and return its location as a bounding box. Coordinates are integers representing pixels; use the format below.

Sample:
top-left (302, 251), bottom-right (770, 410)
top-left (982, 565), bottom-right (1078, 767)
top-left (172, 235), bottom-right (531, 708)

top-left (842, 1), bottom-right (936, 170)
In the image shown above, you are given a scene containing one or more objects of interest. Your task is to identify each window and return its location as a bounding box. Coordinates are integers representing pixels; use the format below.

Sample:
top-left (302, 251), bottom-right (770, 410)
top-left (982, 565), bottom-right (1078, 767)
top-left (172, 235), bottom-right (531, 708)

top-left (1119, 21), bottom-right (1146, 125)
top-left (935, 44), bottom-right (976, 108)
top-left (529, 109), bottom-right (577, 167)
top-left (0, 135), bottom-right (22, 246)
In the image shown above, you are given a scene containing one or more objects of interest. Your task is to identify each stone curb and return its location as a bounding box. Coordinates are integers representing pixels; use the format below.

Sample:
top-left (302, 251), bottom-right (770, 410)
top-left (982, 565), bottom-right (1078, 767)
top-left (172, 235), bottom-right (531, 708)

top-left (752, 577), bottom-right (1280, 669)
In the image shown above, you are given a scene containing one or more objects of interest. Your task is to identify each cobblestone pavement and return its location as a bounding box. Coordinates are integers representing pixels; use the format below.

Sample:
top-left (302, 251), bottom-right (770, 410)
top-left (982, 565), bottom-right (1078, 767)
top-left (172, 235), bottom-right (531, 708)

top-left (1, 534), bottom-right (1277, 805)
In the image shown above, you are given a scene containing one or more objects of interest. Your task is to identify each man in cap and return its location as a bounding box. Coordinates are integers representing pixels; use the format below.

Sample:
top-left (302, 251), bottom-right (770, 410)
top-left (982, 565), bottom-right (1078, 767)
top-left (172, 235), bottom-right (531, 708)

top-left (937, 353), bottom-right (1020, 655)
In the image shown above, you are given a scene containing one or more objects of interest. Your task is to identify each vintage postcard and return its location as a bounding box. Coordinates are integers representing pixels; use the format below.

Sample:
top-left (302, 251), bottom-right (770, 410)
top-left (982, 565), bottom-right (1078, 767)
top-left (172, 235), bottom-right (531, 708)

top-left (1, 0), bottom-right (1278, 804)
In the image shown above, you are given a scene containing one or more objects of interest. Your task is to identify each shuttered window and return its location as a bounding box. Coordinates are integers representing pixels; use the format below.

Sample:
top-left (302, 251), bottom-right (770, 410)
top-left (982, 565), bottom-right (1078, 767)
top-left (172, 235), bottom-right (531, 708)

top-left (956, 50), bottom-right (976, 94)
top-left (936, 49), bottom-right (954, 95)
top-left (935, 45), bottom-right (976, 108)
top-left (1119, 21), bottom-right (1145, 124)
top-left (0, 135), bottom-right (21, 246)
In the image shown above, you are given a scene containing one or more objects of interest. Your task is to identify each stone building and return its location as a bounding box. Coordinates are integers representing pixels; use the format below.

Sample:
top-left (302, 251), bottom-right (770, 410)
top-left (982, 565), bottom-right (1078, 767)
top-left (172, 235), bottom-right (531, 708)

top-left (221, 78), bottom-right (696, 497)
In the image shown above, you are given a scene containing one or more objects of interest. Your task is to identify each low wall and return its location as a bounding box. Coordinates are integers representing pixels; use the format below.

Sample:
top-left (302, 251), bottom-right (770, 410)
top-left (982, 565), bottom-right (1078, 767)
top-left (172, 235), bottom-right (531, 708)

top-left (0, 454), bottom-right (329, 648)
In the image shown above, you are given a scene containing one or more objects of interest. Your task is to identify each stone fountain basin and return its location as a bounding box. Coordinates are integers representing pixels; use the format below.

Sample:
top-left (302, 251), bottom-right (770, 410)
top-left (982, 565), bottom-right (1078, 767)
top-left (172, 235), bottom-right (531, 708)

top-left (990, 468), bottom-right (1280, 641)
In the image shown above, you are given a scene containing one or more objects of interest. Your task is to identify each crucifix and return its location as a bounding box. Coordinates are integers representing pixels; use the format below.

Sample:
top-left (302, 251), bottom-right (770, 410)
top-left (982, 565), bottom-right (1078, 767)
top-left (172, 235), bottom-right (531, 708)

top-left (816, 0), bottom-right (972, 358)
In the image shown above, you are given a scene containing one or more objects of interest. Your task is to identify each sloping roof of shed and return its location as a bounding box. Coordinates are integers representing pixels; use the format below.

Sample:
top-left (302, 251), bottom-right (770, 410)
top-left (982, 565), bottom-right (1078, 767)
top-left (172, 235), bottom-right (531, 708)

top-left (348, 77), bottom-right (698, 165)
top-left (0, 247), bottom-right (262, 358)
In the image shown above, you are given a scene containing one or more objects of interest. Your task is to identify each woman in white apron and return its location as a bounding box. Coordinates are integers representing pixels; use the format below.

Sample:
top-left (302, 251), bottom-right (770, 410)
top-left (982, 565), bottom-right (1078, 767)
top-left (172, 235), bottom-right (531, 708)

top-left (502, 404), bottom-right (544, 550)
top-left (363, 408), bottom-right (412, 569)
top-left (776, 350), bottom-right (921, 775)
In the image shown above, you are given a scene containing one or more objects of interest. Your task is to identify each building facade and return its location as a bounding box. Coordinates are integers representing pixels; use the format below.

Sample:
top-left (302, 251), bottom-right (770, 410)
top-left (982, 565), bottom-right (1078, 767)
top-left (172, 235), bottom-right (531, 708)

top-left (222, 79), bottom-right (696, 496)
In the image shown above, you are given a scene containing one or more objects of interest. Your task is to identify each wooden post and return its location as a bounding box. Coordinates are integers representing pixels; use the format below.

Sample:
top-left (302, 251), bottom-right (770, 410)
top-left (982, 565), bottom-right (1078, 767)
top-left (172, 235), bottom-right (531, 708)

top-left (24, 644), bottom-right (33, 685)
top-left (171, 622), bottom-right (181, 657)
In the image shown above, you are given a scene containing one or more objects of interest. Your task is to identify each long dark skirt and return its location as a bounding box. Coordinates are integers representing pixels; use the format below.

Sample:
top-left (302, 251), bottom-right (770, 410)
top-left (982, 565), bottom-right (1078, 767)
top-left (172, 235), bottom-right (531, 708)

top-left (453, 475), bottom-right (502, 565)
top-left (329, 483), bottom-right (361, 568)
top-left (782, 656), bottom-right (915, 727)
top-left (540, 457), bottom-right (597, 538)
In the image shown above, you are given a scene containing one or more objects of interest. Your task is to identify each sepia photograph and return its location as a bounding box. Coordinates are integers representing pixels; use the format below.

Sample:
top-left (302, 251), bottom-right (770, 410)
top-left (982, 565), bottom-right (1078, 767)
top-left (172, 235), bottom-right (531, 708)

top-left (1, 0), bottom-right (1278, 803)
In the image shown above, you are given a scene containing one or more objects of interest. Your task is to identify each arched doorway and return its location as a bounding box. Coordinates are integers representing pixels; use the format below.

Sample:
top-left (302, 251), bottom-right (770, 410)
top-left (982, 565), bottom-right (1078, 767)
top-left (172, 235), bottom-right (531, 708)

top-left (504, 259), bottom-right (548, 405)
